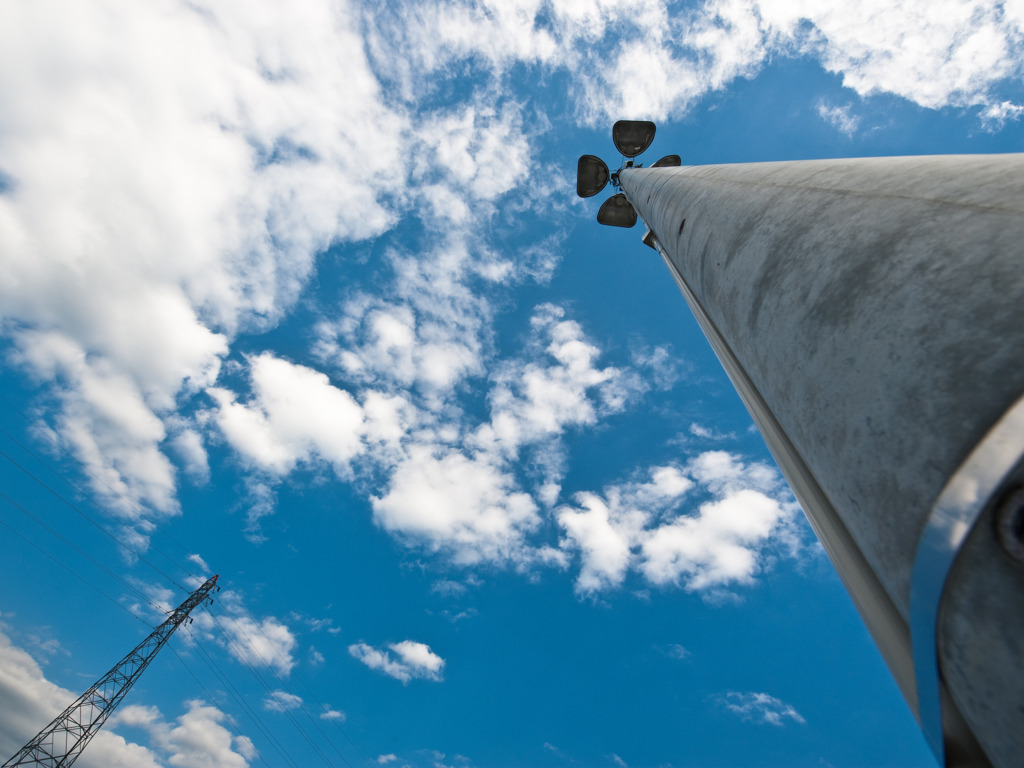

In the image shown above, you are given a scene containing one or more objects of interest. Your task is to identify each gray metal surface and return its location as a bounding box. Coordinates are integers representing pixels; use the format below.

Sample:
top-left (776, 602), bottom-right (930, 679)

top-left (620, 155), bottom-right (1024, 767)
top-left (911, 393), bottom-right (1024, 763)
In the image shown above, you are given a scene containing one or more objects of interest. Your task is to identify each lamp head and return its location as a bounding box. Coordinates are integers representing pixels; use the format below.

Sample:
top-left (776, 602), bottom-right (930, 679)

top-left (576, 154), bottom-right (610, 198)
top-left (612, 120), bottom-right (656, 158)
top-left (596, 193), bottom-right (638, 228)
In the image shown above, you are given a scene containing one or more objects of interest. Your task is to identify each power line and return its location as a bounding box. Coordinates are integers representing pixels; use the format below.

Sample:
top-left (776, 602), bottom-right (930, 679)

top-left (3, 576), bottom-right (220, 767)
top-left (221, 618), bottom-right (376, 768)
top-left (0, 513), bottom-right (152, 630)
top-left (0, 397), bottom-right (373, 767)
top-left (166, 640), bottom-right (274, 768)
top-left (209, 613), bottom-right (339, 768)
top-left (0, 490), bottom-right (167, 616)
top-left (0, 394), bottom-right (205, 585)
top-left (0, 434), bottom-right (193, 591)
top-left (190, 638), bottom-right (305, 768)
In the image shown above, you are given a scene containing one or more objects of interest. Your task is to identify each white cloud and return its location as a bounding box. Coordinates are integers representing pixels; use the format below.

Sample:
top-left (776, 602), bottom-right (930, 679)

top-left (979, 100), bottom-right (1024, 131)
top-left (578, 0), bottom-right (765, 122)
top-left (474, 305), bottom-right (630, 458)
top-left (262, 690), bottom-right (303, 712)
top-left (378, 755), bottom-right (399, 764)
top-left (117, 700), bottom-right (255, 767)
top-left (559, 492), bottom-right (642, 594)
top-left (414, 103), bottom-right (532, 202)
top-left (765, 0), bottom-right (1022, 110)
top-left (315, 237), bottom-right (502, 408)
top-left (349, 640), bottom-right (445, 683)
top-left (21, 632), bottom-right (67, 662)
top-left (211, 353), bottom-right (365, 475)
top-left (640, 488), bottom-right (786, 590)
top-left (211, 613), bottom-right (297, 677)
top-left (320, 707), bottom-right (346, 721)
top-left (0, 628), bottom-right (161, 768)
top-left (687, 450), bottom-right (778, 496)
top-left (188, 588), bottom-right (297, 676)
top-left (717, 691), bottom-right (806, 726)
top-left (170, 429), bottom-right (211, 483)
top-left (369, 0), bottom-right (1024, 125)
top-left (558, 454), bottom-right (800, 596)
top-left (366, 303), bottom-right (637, 568)
top-left (431, 579), bottom-right (469, 597)
top-left (372, 446), bottom-right (541, 565)
top-left (0, 625), bottom-right (254, 768)
top-left (0, 0), bottom-right (406, 525)
top-left (187, 554), bottom-right (211, 573)
top-left (632, 346), bottom-right (685, 392)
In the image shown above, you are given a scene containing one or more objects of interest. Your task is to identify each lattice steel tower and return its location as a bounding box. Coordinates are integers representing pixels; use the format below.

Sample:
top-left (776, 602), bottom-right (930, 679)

top-left (3, 574), bottom-right (220, 767)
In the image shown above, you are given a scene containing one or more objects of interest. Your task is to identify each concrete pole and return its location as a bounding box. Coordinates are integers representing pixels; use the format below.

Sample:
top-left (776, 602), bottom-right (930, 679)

top-left (617, 155), bottom-right (1024, 768)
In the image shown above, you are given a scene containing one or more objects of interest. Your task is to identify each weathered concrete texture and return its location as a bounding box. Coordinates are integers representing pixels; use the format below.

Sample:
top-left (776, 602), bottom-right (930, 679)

top-left (620, 155), bottom-right (1024, 766)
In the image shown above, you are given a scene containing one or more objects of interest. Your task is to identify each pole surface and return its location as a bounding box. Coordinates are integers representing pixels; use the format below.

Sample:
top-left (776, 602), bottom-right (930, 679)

top-left (619, 155), bottom-right (1024, 767)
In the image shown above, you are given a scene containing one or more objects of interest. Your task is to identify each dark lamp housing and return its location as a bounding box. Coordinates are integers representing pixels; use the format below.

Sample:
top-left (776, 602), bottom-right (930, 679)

top-left (597, 193), bottom-right (637, 227)
top-left (576, 154), bottom-right (610, 198)
top-left (652, 154), bottom-right (681, 168)
top-left (612, 120), bottom-right (656, 158)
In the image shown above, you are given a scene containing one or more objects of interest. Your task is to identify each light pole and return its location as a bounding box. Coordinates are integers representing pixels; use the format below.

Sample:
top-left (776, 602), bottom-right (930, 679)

top-left (578, 121), bottom-right (1024, 768)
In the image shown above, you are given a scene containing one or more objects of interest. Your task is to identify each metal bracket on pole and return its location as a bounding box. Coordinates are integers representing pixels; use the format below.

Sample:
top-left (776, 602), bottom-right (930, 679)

top-left (910, 393), bottom-right (1024, 765)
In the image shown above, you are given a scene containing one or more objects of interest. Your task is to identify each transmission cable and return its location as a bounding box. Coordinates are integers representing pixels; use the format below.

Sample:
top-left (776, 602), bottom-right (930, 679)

top-left (0, 512), bottom-right (153, 630)
top-left (226, 622), bottom-right (374, 768)
top-left (0, 442), bottom-right (191, 591)
top-left (208, 612), bottom-right (343, 768)
top-left (190, 636), bottom-right (305, 768)
top-left (0, 397), bottom-right (370, 766)
top-left (0, 490), bottom-right (169, 616)
top-left (166, 638), bottom-right (274, 768)
top-left (0, 396), bottom-right (200, 586)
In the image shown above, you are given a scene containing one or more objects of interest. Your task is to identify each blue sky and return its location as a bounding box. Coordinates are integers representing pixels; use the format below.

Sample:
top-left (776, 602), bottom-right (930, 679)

top-left (1, 1), bottom-right (1022, 767)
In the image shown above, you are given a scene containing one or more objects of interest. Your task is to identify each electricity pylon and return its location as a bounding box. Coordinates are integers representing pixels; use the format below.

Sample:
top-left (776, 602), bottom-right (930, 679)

top-left (3, 574), bottom-right (220, 767)
top-left (578, 122), bottom-right (1024, 768)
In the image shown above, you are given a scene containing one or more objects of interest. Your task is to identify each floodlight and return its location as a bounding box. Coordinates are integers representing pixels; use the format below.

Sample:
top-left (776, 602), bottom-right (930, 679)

top-left (576, 155), bottom-right (610, 198)
top-left (612, 120), bottom-right (656, 158)
top-left (597, 193), bottom-right (637, 227)
top-left (652, 154), bottom-right (681, 168)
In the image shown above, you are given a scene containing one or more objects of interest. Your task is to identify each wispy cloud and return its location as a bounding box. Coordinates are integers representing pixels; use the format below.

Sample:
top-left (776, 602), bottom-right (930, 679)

top-left (979, 100), bottom-right (1024, 132)
top-left (816, 101), bottom-right (860, 136)
top-left (262, 690), bottom-right (303, 713)
top-left (661, 643), bottom-right (691, 660)
top-left (716, 691), bottom-right (806, 726)
top-left (365, 0), bottom-right (1024, 125)
top-left (2, 0), bottom-right (1015, 599)
top-left (689, 422), bottom-right (735, 441)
